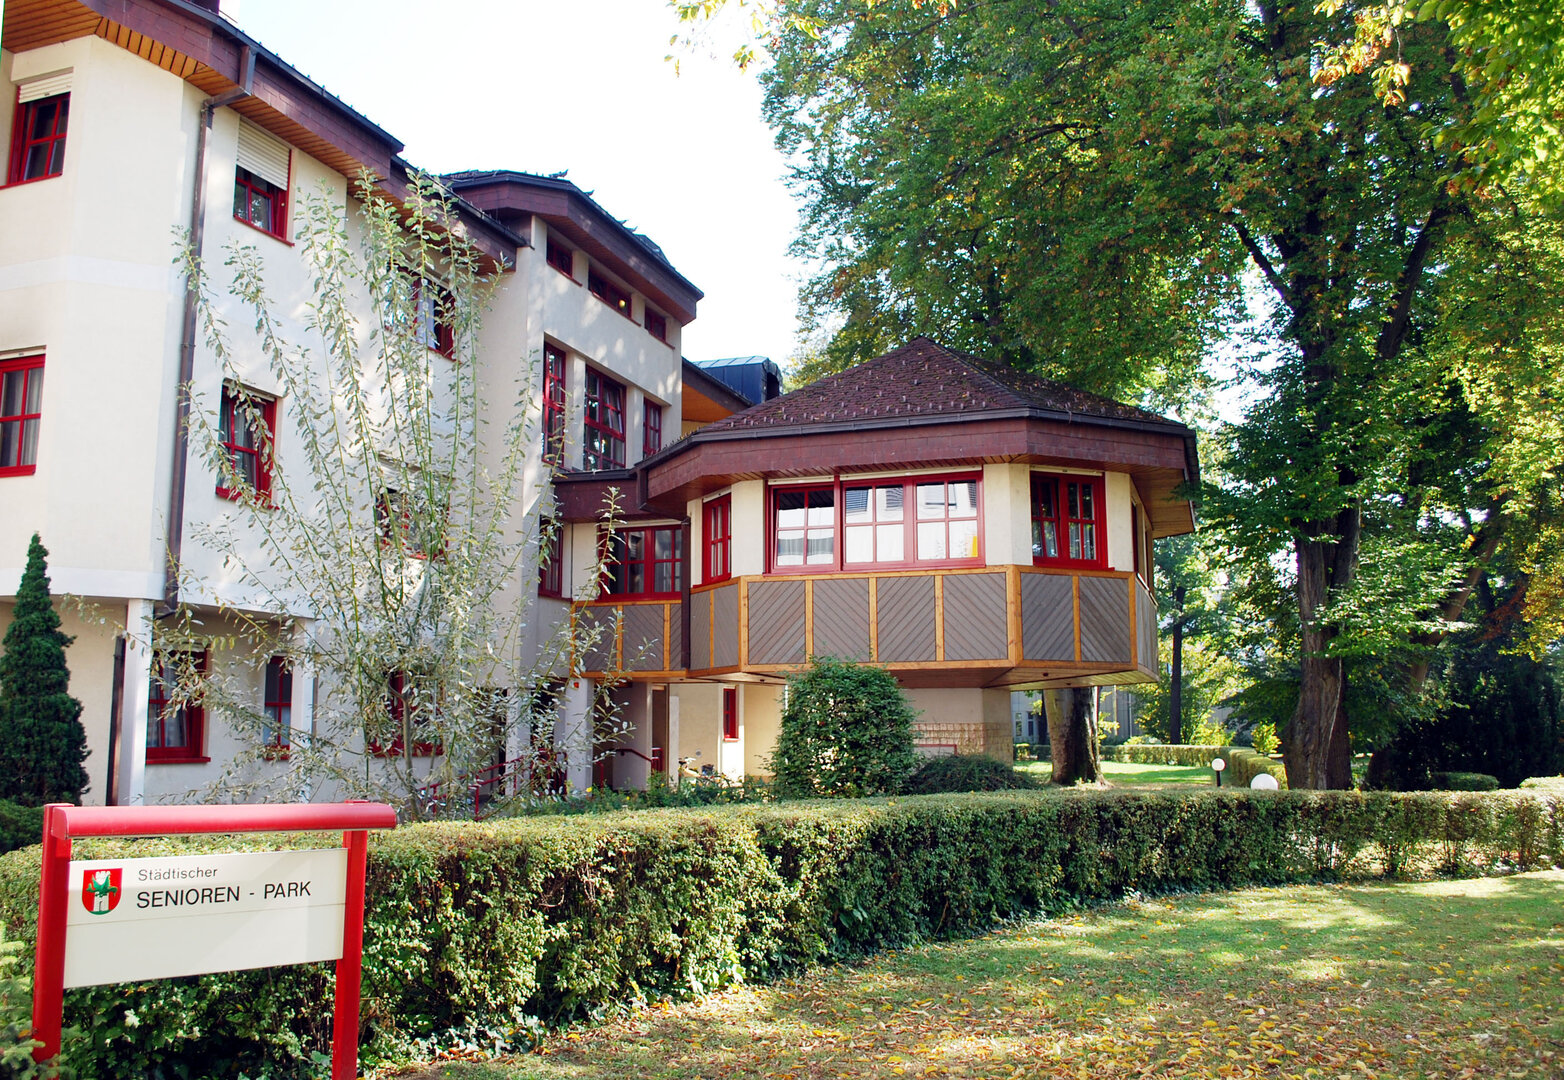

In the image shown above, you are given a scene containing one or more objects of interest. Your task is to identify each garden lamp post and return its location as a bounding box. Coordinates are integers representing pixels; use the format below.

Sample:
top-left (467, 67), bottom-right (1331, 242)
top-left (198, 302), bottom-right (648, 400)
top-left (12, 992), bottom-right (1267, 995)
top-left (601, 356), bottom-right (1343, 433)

top-left (1212, 757), bottom-right (1226, 787)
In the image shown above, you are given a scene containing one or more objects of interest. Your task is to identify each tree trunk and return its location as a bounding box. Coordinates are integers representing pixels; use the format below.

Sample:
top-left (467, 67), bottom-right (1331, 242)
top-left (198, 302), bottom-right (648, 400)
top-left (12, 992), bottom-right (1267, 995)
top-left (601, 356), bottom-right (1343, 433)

top-left (1045, 687), bottom-right (1103, 786)
top-left (1284, 530), bottom-right (1358, 789)
top-left (1169, 585), bottom-right (1186, 744)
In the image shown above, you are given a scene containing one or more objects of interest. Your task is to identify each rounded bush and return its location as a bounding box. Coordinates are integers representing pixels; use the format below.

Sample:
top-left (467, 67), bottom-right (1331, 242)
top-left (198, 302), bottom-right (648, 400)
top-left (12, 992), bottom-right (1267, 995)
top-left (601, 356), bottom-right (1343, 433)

top-left (769, 657), bottom-right (919, 798)
top-left (1431, 770), bottom-right (1501, 791)
top-left (903, 754), bottom-right (1040, 794)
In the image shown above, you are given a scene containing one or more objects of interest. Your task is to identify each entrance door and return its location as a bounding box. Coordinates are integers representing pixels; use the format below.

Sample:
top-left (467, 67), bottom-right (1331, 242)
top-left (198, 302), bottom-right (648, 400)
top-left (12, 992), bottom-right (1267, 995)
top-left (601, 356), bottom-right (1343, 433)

top-left (651, 686), bottom-right (669, 774)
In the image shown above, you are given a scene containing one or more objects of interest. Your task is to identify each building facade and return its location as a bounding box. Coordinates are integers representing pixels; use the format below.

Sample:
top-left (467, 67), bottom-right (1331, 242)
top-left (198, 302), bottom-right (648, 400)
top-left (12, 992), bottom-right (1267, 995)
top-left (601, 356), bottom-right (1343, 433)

top-left (2, 0), bottom-right (1196, 807)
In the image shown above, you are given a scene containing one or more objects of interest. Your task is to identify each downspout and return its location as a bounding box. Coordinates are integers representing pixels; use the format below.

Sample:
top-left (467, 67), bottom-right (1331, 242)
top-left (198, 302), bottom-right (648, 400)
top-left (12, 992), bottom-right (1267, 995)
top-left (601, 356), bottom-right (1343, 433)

top-left (160, 45), bottom-right (255, 616)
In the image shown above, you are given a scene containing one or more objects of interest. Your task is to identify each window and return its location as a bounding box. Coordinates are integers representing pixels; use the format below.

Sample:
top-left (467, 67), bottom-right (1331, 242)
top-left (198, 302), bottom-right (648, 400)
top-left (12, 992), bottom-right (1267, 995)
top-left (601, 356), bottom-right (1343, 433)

top-left (538, 518), bottom-right (564, 598)
top-left (543, 343), bottom-right (567, 463)
top-left (262, 656), bottom-right (292, 753)
top-left (216, 385), bottom-right (275, 502)
top-left (1135, 506), bottom-right (1155, 589)
top-left (587, 268), bottom-right (632, 318)
top-left (546, 237), bottom-right (575, 278)
top-left (0, 355), bottom-right (44, 476)
top-left (603, 525), bottom-right (683, 598)
top-left (582, 368), bottom-right (626, 470)
top-left (1032, 474), bottom-right (1105, 567)
top-left (410, 277), bottom-right (455, 357)
top-left (774, 474), bottom-right (983, 572)
top-left (147, 652), bottom-right (207, 763)
top-left (643, 401), bottom-right (663, 457)
top-left (703, 495), bottom-right (732, 583)
top-left (7, 93), bottom-right (68, 184)
top-left (721, 687), bottom-right (738, 741)
top-left (375, 486), bottom-right (443, 557)
top-left (233, 167), bottom-right (287, 238)
top-left (773, 485), bottom-right (836, 568)
top-left (645, 309), bottom-right (668, 344)
top-left (377, 670), bottom-right (441, 756)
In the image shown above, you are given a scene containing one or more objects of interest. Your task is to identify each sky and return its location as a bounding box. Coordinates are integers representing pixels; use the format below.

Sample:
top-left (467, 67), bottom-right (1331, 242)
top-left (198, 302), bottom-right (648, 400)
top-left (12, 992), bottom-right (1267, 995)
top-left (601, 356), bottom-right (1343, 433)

top-left (225, 0), bottom-right (805, 367)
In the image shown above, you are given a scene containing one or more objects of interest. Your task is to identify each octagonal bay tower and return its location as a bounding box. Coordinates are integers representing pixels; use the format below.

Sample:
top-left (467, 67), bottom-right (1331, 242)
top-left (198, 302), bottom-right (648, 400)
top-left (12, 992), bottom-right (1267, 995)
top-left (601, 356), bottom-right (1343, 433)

top-left (554, 338), bottom-right (1198, 786)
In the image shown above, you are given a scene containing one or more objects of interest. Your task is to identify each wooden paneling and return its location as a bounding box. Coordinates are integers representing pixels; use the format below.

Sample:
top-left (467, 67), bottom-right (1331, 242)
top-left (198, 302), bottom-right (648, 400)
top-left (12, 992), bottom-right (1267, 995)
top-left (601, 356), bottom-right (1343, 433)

top-left (575, 607), bottom-right (617, 673)
top-left (621, 604), bottom-right (665, 671)
top-left (748, 579), bottom-right (806, 665)
top-left (713, 582), bottom-right (740, 668)
top-left (1079, 575), bottom-right (1132, 664)
top-left (690, 591), bottom-right (712, 670)
top-left (811, 576), bottom-right (871, 660)
top-left (941, 572), bottom-right (1009, 661)
top-left (668, 601), bottom-right (684, 671)
top-left (1021, 572), bottom-right (1076, 662)
top-left (1137, 582), bottom-right (1159, 675)
top-left (876, 576), bottom-right (937, 663)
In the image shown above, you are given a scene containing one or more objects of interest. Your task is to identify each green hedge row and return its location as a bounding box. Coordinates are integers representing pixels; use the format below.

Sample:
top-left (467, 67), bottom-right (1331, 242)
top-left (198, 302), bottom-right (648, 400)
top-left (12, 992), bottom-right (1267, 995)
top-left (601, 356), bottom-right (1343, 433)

top-left (1102, 744), bottom-right (1289, 787)
top-left (0, 802), bottom-right (44, 857)
top-left (1, 788), bottom-right (1557, 1077)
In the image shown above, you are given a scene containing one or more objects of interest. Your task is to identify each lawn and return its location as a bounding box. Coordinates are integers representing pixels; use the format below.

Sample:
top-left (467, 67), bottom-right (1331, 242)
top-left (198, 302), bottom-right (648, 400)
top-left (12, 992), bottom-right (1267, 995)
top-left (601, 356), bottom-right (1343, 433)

top-left (392, 869), bottom-right (1564, 1080)
top-left (1018, 758), bottom-right (1215, 788)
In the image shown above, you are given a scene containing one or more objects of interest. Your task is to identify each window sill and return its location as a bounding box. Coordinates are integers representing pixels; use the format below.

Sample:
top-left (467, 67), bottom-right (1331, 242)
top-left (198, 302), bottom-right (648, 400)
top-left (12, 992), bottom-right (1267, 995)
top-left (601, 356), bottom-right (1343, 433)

top-left (216, 485), bottom-right (275, 508)
top-left (146, 755), bottom-right (212, 765)
top-left (1, 172), bottom-right (64, 190)
top-left (260, 748), bottom-right (291, 761)
top-left (1032, 558), bottom-right (1109, 571)
top-left (0, 465), bottom-right (38, 478)
top-left (232, 213), bottom-right (294, 246)
top-left (549, 264), bottom-right (581, 284)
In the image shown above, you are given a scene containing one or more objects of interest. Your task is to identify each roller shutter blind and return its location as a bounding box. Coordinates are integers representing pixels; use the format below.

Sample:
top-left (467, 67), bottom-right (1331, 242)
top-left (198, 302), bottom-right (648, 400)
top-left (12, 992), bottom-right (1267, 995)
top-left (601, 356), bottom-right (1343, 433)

top-left (18, 71), bottom-right (72, 103)
top-left (236, 120), bottom-right (290, 189)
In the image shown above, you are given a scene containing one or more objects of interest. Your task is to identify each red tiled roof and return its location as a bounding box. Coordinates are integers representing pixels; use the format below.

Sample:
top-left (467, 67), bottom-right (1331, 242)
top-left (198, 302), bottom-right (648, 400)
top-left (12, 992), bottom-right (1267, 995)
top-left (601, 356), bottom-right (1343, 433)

top-left (697, 338), bottom-right (1179, 434)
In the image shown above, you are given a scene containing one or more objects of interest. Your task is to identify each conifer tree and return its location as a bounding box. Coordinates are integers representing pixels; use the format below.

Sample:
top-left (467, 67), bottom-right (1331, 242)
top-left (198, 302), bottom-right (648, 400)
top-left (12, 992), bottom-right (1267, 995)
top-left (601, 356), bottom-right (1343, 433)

top-left (0, 534), bottom-right (89, 806)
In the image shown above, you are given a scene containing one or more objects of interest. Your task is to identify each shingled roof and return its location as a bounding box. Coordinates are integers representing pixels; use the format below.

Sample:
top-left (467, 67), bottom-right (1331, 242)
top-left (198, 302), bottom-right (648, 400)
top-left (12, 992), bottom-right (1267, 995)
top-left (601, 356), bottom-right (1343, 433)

top-left (696, 338), bottom-right (1180, 435)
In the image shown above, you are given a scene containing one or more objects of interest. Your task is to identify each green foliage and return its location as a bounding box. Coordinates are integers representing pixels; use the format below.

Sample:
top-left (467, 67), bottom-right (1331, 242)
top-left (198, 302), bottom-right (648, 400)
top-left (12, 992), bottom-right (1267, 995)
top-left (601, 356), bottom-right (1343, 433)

top-left (902, 756), bottom-right (1039, 795)
top-left (1, 789), bottom-right (1558, 1075)
top-left (0, 536), bottom-right (88, 807)
top-left (1251, 722), bottom-right (1280, 757)
top-left (1430, 771), bottom-right (1501, 792)
top-left (0, 919), bottom-right (69, 1080)
top-left (1101, 744), bottom-right (1289, 789)
top-left (0, 805), bottom-right (43, 859)
top-left (769, 658), bottom-right (919, 798)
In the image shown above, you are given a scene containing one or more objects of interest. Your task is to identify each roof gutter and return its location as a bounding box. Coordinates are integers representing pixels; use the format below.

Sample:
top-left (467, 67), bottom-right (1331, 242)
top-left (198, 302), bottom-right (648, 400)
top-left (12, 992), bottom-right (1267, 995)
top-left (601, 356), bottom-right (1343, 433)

top-left (159, 45), bottom-right (255, 617)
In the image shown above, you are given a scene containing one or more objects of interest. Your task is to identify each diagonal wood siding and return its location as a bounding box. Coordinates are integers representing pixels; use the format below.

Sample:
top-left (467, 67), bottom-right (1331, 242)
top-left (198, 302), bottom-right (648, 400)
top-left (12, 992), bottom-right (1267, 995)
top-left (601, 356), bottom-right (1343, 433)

top-left (690, 592), bottom-right (712, 670)
top-left (668, 602), bottom-right (684, 671)
top-left (713, 583), bottom-right (741, 668)
top-left (1079, 576), bottom-right (1131, 663)
top-left (876, 576), bottom-right (937, 662)
top-left (1021, 572), bottom-right (1076, 661)
top-left (577, 607), bottom-right (618, 672)
top-left (1137, 582), bottom-right (1158, 673)
top-left (749, 579), bottom-right (807, 665)
top-left (621, 605), bottom-right (665, 671)
top-left (942, 573), bottom-right (1009, 661)
top-left (811, 577), bottom-right (871, 660)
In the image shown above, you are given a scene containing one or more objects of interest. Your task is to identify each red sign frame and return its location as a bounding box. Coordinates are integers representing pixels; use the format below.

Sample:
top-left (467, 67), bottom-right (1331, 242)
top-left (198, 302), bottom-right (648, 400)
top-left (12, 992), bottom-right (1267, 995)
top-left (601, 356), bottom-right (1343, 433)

top-left (31, 802), bottom-right (397, 1078)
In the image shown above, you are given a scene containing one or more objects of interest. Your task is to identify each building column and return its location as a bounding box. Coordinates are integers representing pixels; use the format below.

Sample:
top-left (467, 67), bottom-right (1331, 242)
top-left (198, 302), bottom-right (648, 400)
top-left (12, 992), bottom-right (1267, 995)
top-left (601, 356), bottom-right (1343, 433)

top-left (117, 599), bottom-right (154, 806)
top-left (290, 621), bottom-right (315, 801)
top-left (556, 677), bottom-right (595, 794)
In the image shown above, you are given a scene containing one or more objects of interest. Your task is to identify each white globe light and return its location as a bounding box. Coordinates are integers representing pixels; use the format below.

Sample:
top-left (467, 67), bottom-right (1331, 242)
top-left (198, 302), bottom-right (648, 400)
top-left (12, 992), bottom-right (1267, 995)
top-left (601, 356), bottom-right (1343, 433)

top-left (1250, 773), bottom-right (1280, 791)
top-left (1211, 757), bottom-right (1227, 772)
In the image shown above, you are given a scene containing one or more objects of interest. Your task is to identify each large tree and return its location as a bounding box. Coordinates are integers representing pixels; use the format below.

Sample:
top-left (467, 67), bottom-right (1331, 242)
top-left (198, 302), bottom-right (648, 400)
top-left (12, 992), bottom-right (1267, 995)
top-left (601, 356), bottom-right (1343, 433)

top-left (678, 0), bottom-right (1564, 787)
top-left (0, 534), bottom-right (89, 806)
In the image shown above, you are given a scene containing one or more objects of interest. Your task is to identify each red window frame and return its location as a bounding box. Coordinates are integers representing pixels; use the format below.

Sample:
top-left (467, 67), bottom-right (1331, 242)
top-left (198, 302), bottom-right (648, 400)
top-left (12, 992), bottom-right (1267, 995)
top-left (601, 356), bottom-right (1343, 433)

top-left (0, 354), bottom-right (44, 477)
top-left (643, 400), bottom-right (663, 457)
top-left (645, 309), bottom-right (668, 344)
top-left (546, 237), bottom-right (575, 278)
top-left (602, 524), bottom-right (683, 600)
top-left (233, 165), bottom-right (288, 240)
top-left (587, 268), bottom-right (633, 318)
top-left (770, 484), bottom-right (837, 572)
top-left (375, 486), bottom-right (443, 559)
top-left (543, 343), bottom-right (567, 463)
top-left (703, 495), bottom-right (732, 584)
top-left (412, 276), bottom-right (455, 358)
top-left (721, 686), bottom-right (739, 742)
top-left (770, 473), bottom-right (984, 574)
top-left (375, 670), bottom-right (442, 757)
top-left (216, 385), bottom-right (275, 503)
top-left (262, 655), bottom-right (292, 755)
top-left (538, 518), bottom-right (564, 598)
top-left (1032, 473), bottom-right (1107, 568)
top-left (147, 651), bottom-right (209, 764)
top-left (6, 93), bottom-right (68, 185)
top-left (583, 368), bottom-right (626, 470)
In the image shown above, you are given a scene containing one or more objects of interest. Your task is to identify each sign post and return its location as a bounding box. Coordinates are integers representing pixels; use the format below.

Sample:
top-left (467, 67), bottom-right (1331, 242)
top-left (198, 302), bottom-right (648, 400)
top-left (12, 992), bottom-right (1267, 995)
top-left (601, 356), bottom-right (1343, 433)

top-left (31, 802), bottom-right (396, 1079)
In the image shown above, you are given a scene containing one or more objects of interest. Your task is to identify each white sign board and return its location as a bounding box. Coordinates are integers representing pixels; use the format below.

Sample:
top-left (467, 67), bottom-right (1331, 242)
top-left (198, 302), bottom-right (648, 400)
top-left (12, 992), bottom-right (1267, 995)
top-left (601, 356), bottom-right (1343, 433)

top-left (65, 848), bottom-right (348, 988)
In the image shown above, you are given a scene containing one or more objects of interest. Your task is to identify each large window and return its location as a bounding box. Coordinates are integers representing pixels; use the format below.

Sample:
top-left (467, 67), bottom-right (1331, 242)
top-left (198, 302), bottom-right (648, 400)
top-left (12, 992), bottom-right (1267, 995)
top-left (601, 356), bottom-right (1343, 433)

top-left (0, 355), bottom-right (44, 476)
top-left (216, 385), bottom-right (275, 503)
top-left (543, 343), bottom-right (567, 463)
top-left (603, 525), bottom-right (683, 599)
top-left (583, 368), bottom-right (626, 470)
top-left (1032, 474), bottom-right (1105, 567)
top-left (774, 474), bottom-right (983, 572)
top-left (703, 495), bottom-right (732, 583)
top-left (262, 655), bottom-right (292, 753)
top-left (147, 652), bottom-right (207, 763)
top-left (7, 93), bottom-right (68, 184)
top-left (643, 400), bottom-right (663, 457)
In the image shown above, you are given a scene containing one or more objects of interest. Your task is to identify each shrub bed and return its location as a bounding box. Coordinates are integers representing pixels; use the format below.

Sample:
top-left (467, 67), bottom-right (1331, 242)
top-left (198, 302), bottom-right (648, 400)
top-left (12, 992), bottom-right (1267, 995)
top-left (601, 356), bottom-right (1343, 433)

top-left (0, 788), bottom-right (1557, 1077)
top-left (1431, 771), bottom-right (1502, 791)
top-left (1102, 744), bottom-right (1289, 787)
top-left (0, 802), bottom-right (44, 857)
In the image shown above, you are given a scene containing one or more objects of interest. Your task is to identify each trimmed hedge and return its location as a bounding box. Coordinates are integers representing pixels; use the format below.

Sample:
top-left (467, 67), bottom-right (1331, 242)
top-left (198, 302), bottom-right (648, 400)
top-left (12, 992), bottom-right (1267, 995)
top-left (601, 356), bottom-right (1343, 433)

top-left (0, 802), bottom-right (44, 857)
top-left (904, 755), bottom-right (1040, 793)
top-left (0, 788), bottom-right (1558, 1076)
top-left (1431, 771), bottom-right (1501, 791)
top-left (1102, 744), bottom-right (1289, 788)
